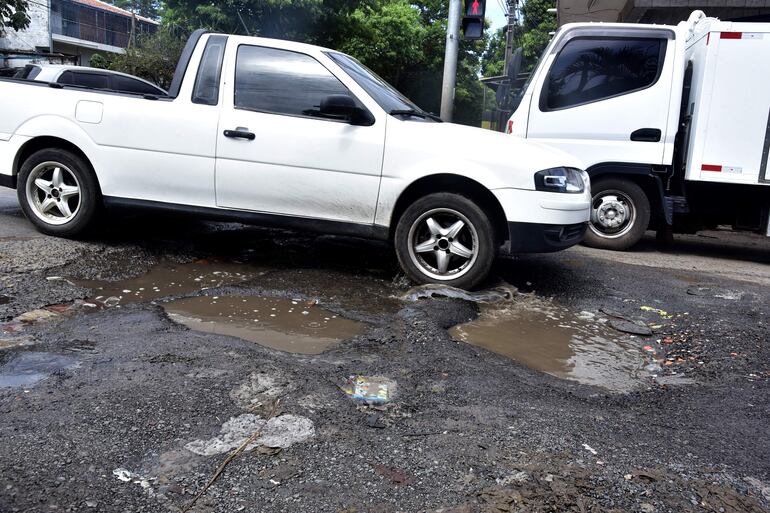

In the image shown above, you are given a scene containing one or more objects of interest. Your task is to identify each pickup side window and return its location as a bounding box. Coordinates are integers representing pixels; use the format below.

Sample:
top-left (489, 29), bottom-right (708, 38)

top-left (541, 37), bottom-right (666, 111)
top-left (58, 71), bottom-right (110, 90)
top-left (235, 45), bottom-right (351, 119)
top-left (192, 35), bottom-right (227, 105)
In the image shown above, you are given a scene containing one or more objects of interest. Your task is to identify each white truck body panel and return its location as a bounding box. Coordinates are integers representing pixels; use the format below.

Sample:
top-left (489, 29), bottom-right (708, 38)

top-left (683, 21), bottom-right (770, 185)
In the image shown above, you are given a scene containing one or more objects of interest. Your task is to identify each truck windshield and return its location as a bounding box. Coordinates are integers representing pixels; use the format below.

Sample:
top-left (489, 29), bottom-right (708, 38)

top-left (326, 52), bottom-right (426, 115)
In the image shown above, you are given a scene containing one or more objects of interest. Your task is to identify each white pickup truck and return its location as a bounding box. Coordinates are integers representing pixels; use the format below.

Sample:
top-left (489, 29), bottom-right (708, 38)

top-left (0, 30), bottom-right (590, 289)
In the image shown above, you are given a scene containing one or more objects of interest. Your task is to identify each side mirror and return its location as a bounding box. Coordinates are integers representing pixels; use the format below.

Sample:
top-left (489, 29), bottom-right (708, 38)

top-left (320, 94), bottom-right (374, 126)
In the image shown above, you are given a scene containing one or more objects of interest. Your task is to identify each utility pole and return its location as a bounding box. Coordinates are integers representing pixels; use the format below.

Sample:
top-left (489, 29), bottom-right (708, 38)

top-left (440, 0), bottom-right (462, 122)
top-left (503, 0), bottom-right (517, 76)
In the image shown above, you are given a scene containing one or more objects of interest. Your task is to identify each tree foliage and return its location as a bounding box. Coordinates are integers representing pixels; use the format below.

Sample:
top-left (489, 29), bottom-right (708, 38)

top-left (109, 29), bottom-right (187, 90)
top-left (480, 0), bottom-right (556, 78)
top-left (107, 0), bottom-right (160, 20)
top-left (519, 0), bottom-right (556, 65)
top-left (0, 0), bottom-right (30, 36)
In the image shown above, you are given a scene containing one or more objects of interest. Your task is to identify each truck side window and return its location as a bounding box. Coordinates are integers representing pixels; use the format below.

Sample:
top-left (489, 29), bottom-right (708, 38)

top-left (235, 45), bottom-right (351, 119)
top-left (542, 37), bottom-right (665, 111)
top-left (192, 35), bottom-right (227, 105)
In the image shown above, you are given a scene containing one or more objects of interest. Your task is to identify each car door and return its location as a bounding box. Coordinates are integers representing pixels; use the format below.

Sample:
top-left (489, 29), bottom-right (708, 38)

top-left (525, 31), bottom-right (676, 168)
top-left (215, 44), bottom-right (386, 225)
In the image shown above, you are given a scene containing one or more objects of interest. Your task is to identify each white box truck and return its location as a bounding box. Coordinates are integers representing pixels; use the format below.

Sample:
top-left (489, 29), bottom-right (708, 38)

top-left (506, 11), bottom-right (770, 250)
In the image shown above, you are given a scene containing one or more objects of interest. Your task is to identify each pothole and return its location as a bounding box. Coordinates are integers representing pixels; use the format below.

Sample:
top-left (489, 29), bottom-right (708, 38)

top-left (0, 352), bottom-right (79, 389)
top-left (0, 295), bottom-right (10, 305)
top-left (163, 296), bottom-right (366, 354)
top-left (74, 259), bottom-right (264, 306)
top-left (450, 298), bottom-right (645, 392)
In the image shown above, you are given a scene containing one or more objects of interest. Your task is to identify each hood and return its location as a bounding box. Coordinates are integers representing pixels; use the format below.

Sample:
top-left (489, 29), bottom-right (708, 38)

top-left (385, 119), bottom-right (584, 191)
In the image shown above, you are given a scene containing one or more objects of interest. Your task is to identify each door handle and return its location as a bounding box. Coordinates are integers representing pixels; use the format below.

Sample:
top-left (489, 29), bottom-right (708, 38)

top-left (224, 129), bottom-right (255, 140)
top-left (630, 128), bottom-right (662, 142)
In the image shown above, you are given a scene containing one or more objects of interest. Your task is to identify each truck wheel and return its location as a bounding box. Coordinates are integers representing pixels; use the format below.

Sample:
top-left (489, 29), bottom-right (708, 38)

top-left (17, 148), bottom-right (100, 238)
top-left (583, 178), bottom-right (650, 250)
top-left (394, 193), bottom-right (496, 290)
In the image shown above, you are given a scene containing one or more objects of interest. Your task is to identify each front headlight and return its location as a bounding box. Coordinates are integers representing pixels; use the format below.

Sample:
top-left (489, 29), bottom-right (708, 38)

top-left (534, 167), bottom-right (585, 194)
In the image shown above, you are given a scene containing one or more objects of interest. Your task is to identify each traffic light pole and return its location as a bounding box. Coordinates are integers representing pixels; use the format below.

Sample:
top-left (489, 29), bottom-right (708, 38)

top-left (440, 0), bottom-right (462, 122)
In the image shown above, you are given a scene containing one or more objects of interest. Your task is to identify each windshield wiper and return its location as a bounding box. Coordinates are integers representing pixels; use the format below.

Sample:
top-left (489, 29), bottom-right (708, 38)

top-left (389, 109), bottom-right (443, 122)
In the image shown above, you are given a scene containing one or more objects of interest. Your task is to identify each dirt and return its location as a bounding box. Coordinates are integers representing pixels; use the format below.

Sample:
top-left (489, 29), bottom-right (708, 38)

top-left (0, 188), bottom-right (769, 513)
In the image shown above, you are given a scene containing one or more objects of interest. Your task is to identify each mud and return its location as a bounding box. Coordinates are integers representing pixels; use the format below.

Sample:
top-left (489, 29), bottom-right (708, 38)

top-left (163, 295), bottom-right (366, 354)
top-left (450, 297), bottom-right (646, 392)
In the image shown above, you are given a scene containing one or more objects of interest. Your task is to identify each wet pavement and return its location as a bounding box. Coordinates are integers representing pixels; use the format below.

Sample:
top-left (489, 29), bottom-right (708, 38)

top-left (0, 187), bottom-right (769, 513)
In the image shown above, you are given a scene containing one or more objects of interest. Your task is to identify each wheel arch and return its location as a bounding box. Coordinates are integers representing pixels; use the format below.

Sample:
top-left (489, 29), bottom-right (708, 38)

top-left (587, 162), bottom-right (669, 225)
top-left (13, 136), bottom-right (101, 196)
top-left (388, 173), bottom-right (509, 245)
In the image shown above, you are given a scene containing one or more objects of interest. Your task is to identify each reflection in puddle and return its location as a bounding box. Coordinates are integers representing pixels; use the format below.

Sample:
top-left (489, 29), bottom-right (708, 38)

top-left (163, 296), bottom-right (365, 355)
top-left (0, 352), bottom-right (79, 388)
top-left (450, 299), bottom-right (644, 392)
top-left (75, 260), bottom-right (262, 306)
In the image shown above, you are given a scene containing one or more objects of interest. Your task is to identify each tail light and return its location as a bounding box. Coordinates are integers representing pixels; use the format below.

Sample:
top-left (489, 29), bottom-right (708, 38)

top-left (506, 120), bottom-right (513, 134)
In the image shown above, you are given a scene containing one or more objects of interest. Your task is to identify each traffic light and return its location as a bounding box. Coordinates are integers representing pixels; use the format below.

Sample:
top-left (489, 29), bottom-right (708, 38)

top-left (462, 0), bottom-right (486, 40)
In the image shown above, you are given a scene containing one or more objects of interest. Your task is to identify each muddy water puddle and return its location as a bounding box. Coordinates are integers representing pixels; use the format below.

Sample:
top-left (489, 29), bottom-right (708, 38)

top-left (450, 299), bottom-right (645, 392)
top-left (75, 259), bottom-right (263, 306)
top-left (163, 296), bottom-right (365, 354)
top-left (0, 352), bottom-right (79, 388)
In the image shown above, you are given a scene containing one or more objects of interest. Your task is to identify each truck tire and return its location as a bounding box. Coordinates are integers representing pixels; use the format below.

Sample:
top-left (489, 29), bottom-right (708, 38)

top-left (394, 193), bottom-right (496, 290)
top-left (17, 148), bottom-right (100, 238)
top-left (583, 178), bottom-right (650, 251)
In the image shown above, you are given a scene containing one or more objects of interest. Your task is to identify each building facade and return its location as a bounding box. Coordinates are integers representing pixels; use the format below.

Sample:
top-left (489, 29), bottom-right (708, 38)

top-left (558, 0), bottom-right (770, 25)
top-left (0, 0), bottom-right (157, 70)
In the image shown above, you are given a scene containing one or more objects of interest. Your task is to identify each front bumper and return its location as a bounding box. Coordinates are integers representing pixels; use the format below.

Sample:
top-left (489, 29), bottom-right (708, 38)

top-left (505, 221), bottom-right (588, 254)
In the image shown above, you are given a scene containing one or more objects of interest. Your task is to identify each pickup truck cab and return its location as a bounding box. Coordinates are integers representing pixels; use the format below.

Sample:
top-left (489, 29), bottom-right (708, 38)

top-left (0, 30), bottom-right (590, 289)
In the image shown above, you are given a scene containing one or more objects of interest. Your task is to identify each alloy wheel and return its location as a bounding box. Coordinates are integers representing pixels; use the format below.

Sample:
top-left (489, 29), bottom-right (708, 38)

top-left (407, 208), bottom-right (479, 281)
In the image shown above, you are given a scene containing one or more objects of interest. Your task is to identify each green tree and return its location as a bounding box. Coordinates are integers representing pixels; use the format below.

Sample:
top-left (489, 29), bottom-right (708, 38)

top-left (482, 27), bottom-right (507, 77)
top-left (89, 53), bottom-right (110, 69)
top-left (338, 1), bottom-right (425, 87)
top-left (519, 0), bottom-right (556, 65)
top-left (0, 0), bottom-right (30, 36)
top-left (109, 29), bottom-right (186, 90)
top-left (107, 0), bottom-right (159, 19)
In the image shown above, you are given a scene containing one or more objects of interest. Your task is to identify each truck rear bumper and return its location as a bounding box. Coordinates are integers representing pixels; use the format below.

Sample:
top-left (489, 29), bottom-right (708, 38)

top-left (505, 221), bottom-right (588, 254)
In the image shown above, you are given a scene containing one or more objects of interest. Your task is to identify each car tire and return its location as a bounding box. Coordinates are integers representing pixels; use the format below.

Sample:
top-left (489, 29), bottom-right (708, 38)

top-left (17, 148), bottom-right (100, 238)
top-left (583, 178), bottom-right (650, 251)
top-left (394, 193), bottom-right (496, 290)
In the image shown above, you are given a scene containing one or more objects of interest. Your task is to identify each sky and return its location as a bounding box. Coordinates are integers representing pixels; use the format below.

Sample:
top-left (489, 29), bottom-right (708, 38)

top-left (486, 1), bottom-right (510, 31)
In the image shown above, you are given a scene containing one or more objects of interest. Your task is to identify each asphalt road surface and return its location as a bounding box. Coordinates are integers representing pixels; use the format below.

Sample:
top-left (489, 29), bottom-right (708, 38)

top-left (1, 187), bottom-right (769, 513)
